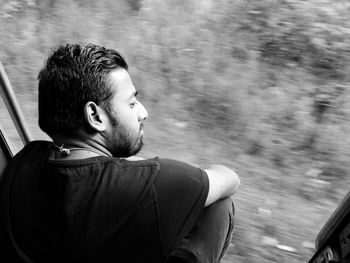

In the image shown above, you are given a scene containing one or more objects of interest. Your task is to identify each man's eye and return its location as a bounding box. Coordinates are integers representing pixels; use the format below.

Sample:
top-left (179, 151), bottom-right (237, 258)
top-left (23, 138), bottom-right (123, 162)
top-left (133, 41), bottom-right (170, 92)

top-left (130, 102), bottom-right (136, 108)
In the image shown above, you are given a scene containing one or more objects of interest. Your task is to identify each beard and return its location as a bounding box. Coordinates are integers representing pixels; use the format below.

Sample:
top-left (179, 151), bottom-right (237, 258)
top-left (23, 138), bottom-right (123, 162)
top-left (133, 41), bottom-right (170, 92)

top-left (112, 126), bottom-right (144, 158)
top-left (107, 111), bottom-right (144, 158)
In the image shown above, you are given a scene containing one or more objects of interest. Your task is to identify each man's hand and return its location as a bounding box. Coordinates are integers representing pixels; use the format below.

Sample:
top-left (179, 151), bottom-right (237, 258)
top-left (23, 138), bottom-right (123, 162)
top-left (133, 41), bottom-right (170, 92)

top-left (204, 165), bottom-right (240, 207)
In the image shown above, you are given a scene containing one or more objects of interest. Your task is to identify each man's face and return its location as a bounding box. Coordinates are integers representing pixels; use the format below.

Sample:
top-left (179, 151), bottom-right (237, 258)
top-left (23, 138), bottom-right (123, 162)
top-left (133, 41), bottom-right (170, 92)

top-left (105, 69), bottom-right (148, 157)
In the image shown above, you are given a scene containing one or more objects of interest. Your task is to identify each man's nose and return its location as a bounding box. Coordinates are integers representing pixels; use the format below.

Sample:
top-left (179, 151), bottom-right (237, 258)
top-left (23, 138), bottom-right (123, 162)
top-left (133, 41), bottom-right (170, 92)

top-left (138, 102), bottom-right (148, 121)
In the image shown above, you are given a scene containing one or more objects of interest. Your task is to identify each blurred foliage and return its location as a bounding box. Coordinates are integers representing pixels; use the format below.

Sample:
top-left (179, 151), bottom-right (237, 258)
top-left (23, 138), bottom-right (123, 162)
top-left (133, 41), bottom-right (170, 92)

top-left (1, 0), bottom-right (350, 262)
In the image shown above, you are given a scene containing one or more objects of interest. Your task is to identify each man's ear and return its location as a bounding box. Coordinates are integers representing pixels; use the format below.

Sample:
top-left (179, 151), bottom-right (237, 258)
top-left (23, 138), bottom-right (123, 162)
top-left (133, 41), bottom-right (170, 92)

top-left (84, 101), bottom-right (106, 132)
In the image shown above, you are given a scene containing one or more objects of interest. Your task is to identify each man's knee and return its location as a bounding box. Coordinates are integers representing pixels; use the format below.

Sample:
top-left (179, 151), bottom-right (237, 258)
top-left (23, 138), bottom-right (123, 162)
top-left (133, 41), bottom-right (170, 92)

top-left (216, 198), bottom-right (235, 258)
top-left (211, 198), bottom-right (234, 234)
top-left (205, 197), bottom-right (235, 226)
top-left (170, 198), bottom-right (235, 262)
top-left (200, 198), bottom-right (235, 249)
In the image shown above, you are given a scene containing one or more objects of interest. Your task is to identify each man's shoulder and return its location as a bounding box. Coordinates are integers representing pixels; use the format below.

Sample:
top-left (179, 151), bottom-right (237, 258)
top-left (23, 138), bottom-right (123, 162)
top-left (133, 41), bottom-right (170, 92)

top-left (157, 158), bottom-right (203, 173)
top-left (99, 157), bottom-right (161, 184)
top-left (23, 140), bottom-right (52, 148)
top-left (106, 156), bottom-right (160, 170)
top-left (156, 158), bottom-right (208, 185)
top-left (107, 157), bottom-right (198, 174)
top-left (8, 140), bottom-right (51, 164)
top-left (15, 140), bottom-right (51, 156)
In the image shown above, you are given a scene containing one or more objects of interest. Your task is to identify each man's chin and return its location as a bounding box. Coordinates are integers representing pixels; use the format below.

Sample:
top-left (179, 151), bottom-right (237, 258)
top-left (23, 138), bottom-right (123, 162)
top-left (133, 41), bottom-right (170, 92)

top-left (123, 139), bottom-right (144, 158)
top-left (111, 136), bottom-right (144, 158)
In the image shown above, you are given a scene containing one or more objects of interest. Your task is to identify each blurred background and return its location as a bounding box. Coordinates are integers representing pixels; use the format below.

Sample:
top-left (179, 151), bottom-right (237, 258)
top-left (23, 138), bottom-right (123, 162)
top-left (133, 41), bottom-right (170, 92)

top-left (1, 0), bottom-right (350, 262)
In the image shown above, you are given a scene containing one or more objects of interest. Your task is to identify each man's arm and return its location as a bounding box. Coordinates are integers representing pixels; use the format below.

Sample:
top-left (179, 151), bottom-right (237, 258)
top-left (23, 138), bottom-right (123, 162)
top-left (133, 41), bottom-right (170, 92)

top-left (204, 165), bottom-right (240, 207)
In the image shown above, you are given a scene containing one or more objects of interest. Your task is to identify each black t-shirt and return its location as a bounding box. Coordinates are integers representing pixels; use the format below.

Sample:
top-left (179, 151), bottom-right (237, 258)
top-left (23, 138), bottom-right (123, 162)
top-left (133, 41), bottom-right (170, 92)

top-left (0, 141), bottom-right (209, 262)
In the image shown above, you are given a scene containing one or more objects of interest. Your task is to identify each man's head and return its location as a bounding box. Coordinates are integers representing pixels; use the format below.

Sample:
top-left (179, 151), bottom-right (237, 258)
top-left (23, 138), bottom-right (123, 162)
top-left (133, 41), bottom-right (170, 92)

top-left (38, 44), bottom-right (148, 157)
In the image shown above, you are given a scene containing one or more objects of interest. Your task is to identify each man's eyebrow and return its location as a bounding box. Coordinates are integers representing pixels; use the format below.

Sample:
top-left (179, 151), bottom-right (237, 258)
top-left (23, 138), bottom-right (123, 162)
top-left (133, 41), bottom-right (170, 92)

top-left (128, 90), bottom-right (139, 100)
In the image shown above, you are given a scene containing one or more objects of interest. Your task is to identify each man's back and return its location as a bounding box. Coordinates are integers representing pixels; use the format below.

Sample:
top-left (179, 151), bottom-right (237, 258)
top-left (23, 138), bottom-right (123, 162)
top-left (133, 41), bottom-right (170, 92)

top-left (0, 141), bottom-right (209, 262)
top-left (0, 43), bottom-right (239, 262)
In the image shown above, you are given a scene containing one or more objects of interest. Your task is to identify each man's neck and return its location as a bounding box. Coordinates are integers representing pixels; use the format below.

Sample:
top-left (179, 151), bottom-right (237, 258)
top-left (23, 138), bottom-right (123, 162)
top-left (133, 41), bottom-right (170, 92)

top-left (50, 134), bottom-right (113, 160)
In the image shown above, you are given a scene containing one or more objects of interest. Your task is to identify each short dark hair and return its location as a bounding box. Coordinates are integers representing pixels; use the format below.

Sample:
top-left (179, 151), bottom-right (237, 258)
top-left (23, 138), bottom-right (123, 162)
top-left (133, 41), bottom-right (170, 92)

top-left (38, 44), bottom-right (128, 137)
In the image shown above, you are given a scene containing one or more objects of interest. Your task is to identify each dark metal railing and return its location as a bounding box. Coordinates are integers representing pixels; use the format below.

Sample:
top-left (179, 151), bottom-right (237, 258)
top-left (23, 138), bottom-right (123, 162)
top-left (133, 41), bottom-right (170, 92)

top-left (0, 60), bottom-right (32, 145)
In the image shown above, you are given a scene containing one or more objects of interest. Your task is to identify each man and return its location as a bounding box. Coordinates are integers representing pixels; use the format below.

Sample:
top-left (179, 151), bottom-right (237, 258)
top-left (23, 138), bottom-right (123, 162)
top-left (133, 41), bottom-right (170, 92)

top-left (0, 44), bottom-right (240, 262)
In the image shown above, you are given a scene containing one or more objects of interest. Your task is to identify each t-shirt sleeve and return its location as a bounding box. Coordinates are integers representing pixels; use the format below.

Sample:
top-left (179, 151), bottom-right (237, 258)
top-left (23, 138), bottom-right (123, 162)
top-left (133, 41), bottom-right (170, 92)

top-left (153, 158), bottom-right (209, 257)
